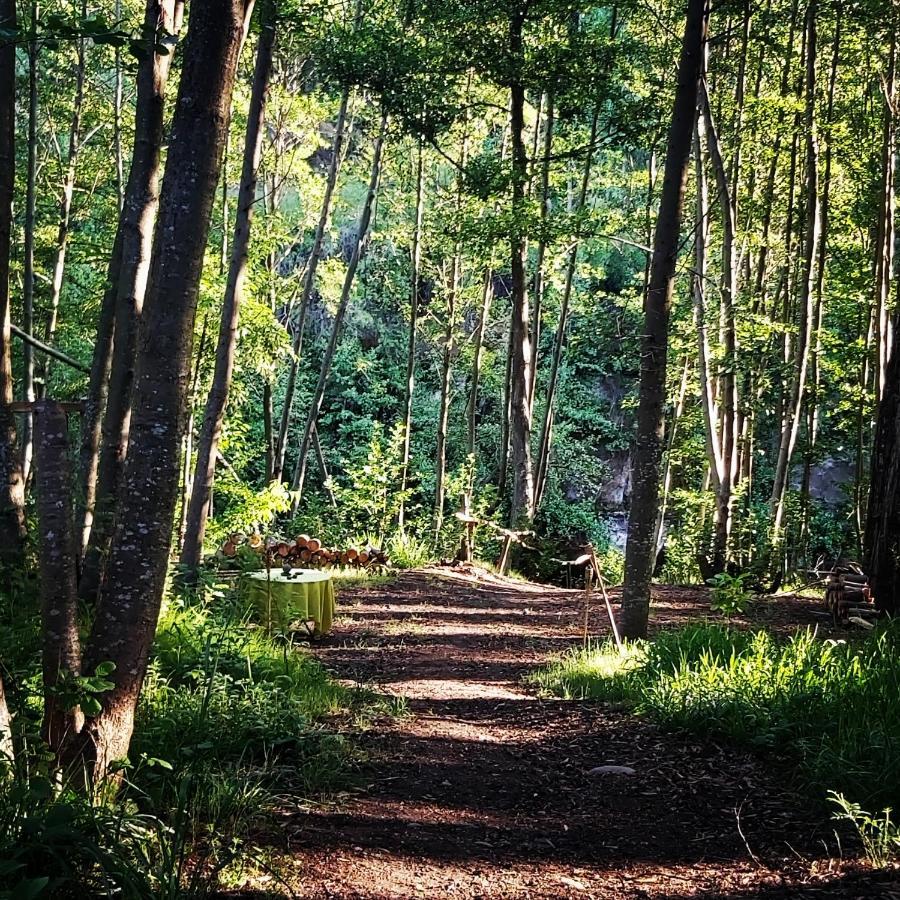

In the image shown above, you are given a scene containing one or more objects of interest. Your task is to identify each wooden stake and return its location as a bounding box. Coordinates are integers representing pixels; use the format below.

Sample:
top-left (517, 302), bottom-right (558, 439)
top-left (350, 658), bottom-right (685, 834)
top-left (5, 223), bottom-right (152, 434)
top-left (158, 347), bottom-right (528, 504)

top-left (583, 565), bottom-right (593, 647)
top-left (590, 546), bottom-right (624, 653)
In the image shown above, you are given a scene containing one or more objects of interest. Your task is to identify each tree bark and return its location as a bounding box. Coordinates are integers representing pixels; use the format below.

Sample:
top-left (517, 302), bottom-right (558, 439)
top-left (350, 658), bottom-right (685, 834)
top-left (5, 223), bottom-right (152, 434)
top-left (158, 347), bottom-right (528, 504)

top-left (33, 401), bottom-right (83, 755)
top-left (78, 0), bottom-right (185, 601)
top-left (76, 0), bottom-right (250, 782)
top-left (621, 0), bottom-right (705, 640)
top-left (289, 110), bottom-right (388, 509)
top-left (180, 5), bottom-right (276, 578)
top-left (0, 0), bottom-right (24, 568)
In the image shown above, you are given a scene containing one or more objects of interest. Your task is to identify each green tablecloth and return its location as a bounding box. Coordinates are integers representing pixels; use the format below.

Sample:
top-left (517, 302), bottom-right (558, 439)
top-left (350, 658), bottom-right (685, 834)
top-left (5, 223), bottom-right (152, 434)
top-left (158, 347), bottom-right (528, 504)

top-left (243, 569), bottom-right (335, 634)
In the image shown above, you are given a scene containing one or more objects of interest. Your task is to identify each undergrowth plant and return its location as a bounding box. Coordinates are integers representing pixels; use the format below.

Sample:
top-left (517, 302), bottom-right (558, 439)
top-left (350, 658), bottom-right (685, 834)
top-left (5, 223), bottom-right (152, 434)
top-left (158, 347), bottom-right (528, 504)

top-left (830, 793), bottom-right (900, 867)
top-left (0, 584), bottom-right (397, 896)
top-left (532, 622), bottom-right (900, 841)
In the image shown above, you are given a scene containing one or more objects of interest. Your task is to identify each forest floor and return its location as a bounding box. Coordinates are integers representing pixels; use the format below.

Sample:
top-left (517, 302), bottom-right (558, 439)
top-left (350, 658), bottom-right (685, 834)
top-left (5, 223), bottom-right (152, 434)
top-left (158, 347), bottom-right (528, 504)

top-left (243, 568), bottom-right (900, 899)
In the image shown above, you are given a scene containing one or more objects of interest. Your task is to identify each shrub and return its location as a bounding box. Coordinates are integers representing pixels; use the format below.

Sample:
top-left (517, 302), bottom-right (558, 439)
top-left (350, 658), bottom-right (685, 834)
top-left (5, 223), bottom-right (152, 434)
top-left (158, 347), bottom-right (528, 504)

top-left (707, 571), bottom-right (752, 615)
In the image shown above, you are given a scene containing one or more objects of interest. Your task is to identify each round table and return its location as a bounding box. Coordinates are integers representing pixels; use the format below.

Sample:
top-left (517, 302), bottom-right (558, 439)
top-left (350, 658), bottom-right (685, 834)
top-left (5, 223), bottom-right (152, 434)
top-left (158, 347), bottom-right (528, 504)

top-left (243, 568), bottom-right (336, 634)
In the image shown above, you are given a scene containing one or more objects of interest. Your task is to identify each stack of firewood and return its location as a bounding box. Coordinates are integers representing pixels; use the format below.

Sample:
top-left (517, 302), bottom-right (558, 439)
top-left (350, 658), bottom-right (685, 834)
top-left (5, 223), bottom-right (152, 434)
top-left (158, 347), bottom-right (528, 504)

top-left (218, 532), bottom-right (389, 570)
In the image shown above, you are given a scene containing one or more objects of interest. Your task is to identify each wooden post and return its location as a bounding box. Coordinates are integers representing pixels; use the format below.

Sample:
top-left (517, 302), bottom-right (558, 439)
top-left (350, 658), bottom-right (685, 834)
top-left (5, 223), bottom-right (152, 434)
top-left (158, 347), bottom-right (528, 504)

top-left (591, 546), bottom-right (624, 653)
top-left (583, 564), bottom-right (593, 647)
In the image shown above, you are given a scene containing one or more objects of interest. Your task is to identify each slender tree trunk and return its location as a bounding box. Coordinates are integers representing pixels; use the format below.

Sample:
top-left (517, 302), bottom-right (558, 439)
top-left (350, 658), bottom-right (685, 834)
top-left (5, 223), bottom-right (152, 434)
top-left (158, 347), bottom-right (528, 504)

top-left (621, 0), bottom-right (705, 640)
top-left (113, 0), bottom-right (124, 210)
top-left (178, 315), bottom-right (208, 549)
top-left (770, 0), bottom-right (821, 536)
top-left (75, 0), bottom-right (250, 781)
top-left (40, 21), bottom-right (86, 391)
top-left (273, 87), bottom-right (351, 481)
top-left (21, 1), bottom-right (39, 486)
top-left (654, 355), bottom-right (690, 555)
top-left (180, 7), bottom-right (275, 578)
top-left (0, 673), bottom-right (12, 765)
top-left (534, 108), bottom-right (600, 509)
top-left (33, 401), bottom-right (83, 755)
top-left (0, 0), bottom-right (24, 567)
top-left (289, 110), bottom-right (388, 509)
top-left (434, 119), bottom-right (469, 536)
top-left (700, 76), bottom-right (740, 572)
top-left (529, 94), bottom-right (554, 412)
top-left (874, 29), bottom-right (896, 404)
top-left (399, 139), bottom-right (424, 530)
top-left (507, 10), bottom-right (535, 525)
top-left (78, 0), bottom-right (184, 601)
top-left (467, 266), bottom-right (494, 460)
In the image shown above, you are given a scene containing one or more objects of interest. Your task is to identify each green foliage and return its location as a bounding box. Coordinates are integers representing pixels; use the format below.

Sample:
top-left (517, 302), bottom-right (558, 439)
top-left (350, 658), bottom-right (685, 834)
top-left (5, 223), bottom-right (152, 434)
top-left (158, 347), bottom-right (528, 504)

top-left (533, 623), bottom-right (900, 822)
top-left (334, 421), bottom-right (410, 543)
top-left (385, 531), bottom-right (432, 569)
top-left (830, 793), bottom-right (900, 868)
top-left (707, 572), bottom-right (752, 616)
top-left (204, 479), bottom-right (295, 550)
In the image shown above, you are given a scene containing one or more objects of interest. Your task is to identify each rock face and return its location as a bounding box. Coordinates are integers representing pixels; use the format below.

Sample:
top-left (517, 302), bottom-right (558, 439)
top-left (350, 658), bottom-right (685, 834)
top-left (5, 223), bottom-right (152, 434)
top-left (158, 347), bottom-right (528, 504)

top-left (790, 456), bottom-right (855, 506)
top-left (597, 452), bottom-right (632, 507)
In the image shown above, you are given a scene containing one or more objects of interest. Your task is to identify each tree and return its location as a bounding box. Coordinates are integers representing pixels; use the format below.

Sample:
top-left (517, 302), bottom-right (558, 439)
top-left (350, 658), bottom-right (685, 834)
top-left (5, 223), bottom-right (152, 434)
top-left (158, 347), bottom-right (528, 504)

top-left (70, 0), bottom-right (252, 780)
top-left (621, 0), bottom-right (706, 640)
top-left (0, 0), bottom-right (24, 568)
top-left (180, 2), bottom-right (277, 579)
top-left (78, 0), bottom-right (185, 599)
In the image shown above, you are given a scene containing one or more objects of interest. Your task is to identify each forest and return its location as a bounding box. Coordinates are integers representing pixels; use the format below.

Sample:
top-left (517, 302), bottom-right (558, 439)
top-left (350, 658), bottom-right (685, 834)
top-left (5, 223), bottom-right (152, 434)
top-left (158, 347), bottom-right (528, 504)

top-left (2, 0), bottom-right (900, 895)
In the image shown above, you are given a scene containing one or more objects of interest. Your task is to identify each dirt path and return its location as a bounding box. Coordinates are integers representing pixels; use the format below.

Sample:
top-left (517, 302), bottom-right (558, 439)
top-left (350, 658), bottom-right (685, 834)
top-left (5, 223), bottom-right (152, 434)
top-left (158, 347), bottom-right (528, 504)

top-left (270, 569), bottom-right (896, 899)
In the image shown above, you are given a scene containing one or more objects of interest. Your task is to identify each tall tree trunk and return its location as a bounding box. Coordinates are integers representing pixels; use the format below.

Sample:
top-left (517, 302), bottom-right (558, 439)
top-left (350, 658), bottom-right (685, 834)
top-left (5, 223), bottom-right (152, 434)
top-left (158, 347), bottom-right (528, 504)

top-left (866, 329), bottom-right (900, 615)
top-left (78, 0), bottom-right (184, 602)
top-left (529, 94), bottom-right (554, 412)
top-left (33, 401), bottom-right (82, 755)
top-left (467, 266), bottom-right (494, 460)
top-left (874, 29), bottom-right (896, 404)
top-left (273, 87), bottom-right (351, 481)
top-left (653, 355), bottom-right (691, 555)
top-left (40, 20), bottom-right (86, 392)
top-left (0, 673), bottom-right (12, 766)
top-left (700, 75), bottom-right (740, 573)
top-left (21, 0), bottom-right (38, 486)
top-left (621, 0), bottom-right (705, 640)
top-left (180, 6), bottom-right (275, 578)
top-left (434, 118), bottom-right (469, 537)
top-left (533, 108), bottom-right (600, 509)
top-left (507, 10), bottom-right (535, 526)
top-left (0, 0), bottom-right (24, 568)
top-left (802, 7), bottom-right (841, 548)
top-left (113, 0), bottom-right (124, 211)
top-left (769, 0), bottom-right (821, 537)
top-left (75, 0), bottom-right (250, 782)
top-left (399, 138), bottom-right (424, 530)
top-left (289, 110), bottom-right (388, 509)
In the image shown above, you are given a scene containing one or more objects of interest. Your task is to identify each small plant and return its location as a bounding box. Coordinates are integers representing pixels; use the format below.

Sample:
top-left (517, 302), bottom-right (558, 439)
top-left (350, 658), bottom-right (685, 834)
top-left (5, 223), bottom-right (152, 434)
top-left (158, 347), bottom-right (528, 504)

top-left (707, 571), bottom-right (752, 615)
top-left (830, 792), bottom-right (900, 867)
top-left (386, 531), bottom-right (431, 569)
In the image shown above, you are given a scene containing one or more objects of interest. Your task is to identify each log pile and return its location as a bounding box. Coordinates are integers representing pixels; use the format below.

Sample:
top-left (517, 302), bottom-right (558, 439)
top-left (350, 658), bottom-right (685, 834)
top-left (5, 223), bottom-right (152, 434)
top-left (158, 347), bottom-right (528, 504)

top-left (217, 532), bottom-right (389, 571)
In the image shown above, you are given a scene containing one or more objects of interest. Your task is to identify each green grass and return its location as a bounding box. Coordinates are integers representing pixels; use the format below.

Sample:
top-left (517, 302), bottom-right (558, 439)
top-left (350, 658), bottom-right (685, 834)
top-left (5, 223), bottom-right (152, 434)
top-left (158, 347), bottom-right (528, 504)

top-left (0, 581), bottom-right (399, 896)
top-left (531, 622), bottom-right (900, 812)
